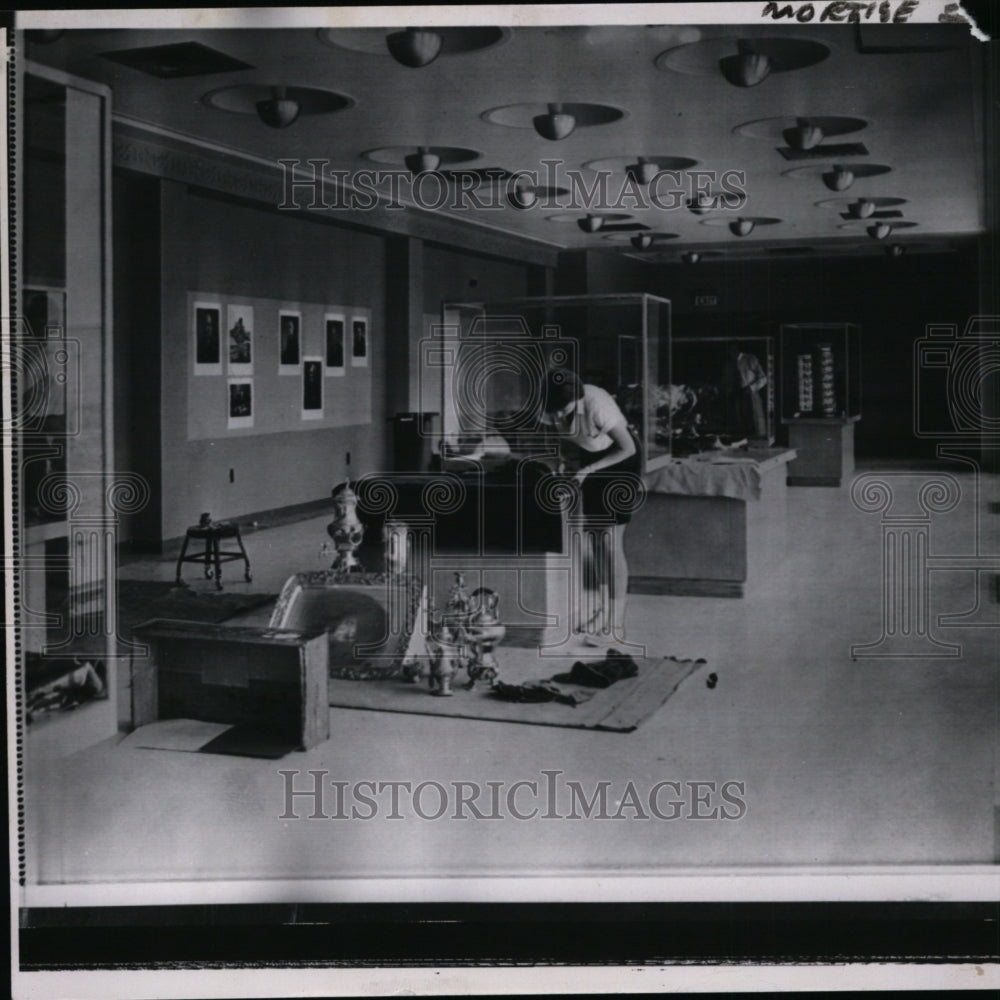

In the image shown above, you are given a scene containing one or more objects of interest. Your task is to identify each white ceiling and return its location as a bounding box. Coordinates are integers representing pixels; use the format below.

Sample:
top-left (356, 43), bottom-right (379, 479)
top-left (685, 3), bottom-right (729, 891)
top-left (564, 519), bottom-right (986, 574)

top-left (27, 22), bottom-right (986, 258)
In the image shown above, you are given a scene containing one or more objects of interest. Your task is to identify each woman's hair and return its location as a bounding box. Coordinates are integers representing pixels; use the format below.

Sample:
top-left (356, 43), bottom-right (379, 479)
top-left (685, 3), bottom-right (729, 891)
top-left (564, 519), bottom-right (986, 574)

top-left (543, 367), bottom-right (584, 414)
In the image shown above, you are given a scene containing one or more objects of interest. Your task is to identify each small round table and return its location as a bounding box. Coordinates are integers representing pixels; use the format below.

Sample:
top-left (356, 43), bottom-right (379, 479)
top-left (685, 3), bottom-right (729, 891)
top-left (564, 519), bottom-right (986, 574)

top-left (175, 520), bottom-right (252, 590)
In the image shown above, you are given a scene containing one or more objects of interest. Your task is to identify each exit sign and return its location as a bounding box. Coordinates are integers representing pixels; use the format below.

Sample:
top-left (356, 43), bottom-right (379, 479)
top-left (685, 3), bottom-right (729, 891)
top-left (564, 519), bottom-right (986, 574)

top-left (693, 292), bottom-right (718, 308)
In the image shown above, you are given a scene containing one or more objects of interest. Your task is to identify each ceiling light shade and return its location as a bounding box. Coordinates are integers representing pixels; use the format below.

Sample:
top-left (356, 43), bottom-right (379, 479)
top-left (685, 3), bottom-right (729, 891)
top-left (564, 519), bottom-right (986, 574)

top-left (404, 146), bottom-right (441, 174)
top-left (687, 193), bottom-right (717, 215)
top-left (507, 186), bottom-right (538, 209)
top-left (627, 158), bottom-right (661, 185)
top-left (385, 28), bottom-right (443, 68)
top-left (847, 198), bottom-right (876, 219)
top-left (533, 104), bottom-right (577, 141)
top-left (783, 118), bottom-right (825, 150)
top-left (578, 214), bottom-right (605, 233)
top-left (681, 252), bottom-right (702, 264)
top-left (886, 244), bottom-right (906, 257)
top-left (256, 87), bottom-right (300, 128)
top-left (719, 41), bottom-right (772, 87)
top-left (730, 218), bottom-right (756, 237)
top-left (631, 234), bottom-right (655, 250)
top-left (868, 222), bottom-right (892, 240)
top-left (823, 166), bottom-right (855, 192)
top-left (661, 36), bottom-right (828, 78)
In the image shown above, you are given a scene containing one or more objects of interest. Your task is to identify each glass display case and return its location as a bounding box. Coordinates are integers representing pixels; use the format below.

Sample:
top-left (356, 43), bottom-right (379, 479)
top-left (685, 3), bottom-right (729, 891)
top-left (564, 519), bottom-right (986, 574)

top-left (18, 62), bottom-right (116, 745)
top-left (671, 336), bottom-right (775, 455)
top-left (434, 294), bottom-right (673, 473)
top-left (779, 323), bottom-right (861, 422)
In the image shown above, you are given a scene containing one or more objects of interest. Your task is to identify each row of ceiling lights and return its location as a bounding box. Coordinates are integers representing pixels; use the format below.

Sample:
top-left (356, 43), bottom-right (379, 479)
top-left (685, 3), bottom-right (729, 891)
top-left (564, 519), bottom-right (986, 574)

top-left (46, 24), bottom-right (916, 261)
top-left (225, 28), bottom-right (915, 251)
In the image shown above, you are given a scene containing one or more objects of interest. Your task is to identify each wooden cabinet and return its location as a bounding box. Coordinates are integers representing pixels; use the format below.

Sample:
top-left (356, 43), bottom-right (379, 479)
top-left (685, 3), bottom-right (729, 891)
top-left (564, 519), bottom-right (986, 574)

top-left (130, 621), bottom-right (330, 751)
top-left (786, 417), bottom-right (858, 487)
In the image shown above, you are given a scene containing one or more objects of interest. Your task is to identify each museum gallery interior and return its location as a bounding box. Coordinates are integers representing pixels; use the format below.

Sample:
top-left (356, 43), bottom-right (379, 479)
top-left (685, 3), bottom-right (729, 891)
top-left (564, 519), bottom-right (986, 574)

top-left (14, 19), bottom-right (1000, 889)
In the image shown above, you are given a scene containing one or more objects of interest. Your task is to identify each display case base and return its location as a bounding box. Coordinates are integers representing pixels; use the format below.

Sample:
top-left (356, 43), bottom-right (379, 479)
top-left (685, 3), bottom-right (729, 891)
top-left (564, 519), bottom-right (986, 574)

top-left (629, 576), bottom-right (744, 598)
top-left (785, 417), bottom-right (859, 488)
top-left (626, 448), bottom-right (794, 599)
top-left (787, 476), bottom-right (843, 487)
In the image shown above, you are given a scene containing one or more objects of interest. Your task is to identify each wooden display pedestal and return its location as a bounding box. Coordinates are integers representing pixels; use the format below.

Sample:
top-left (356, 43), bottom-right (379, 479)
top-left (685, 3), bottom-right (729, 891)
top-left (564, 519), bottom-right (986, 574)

top-left (785, 417), bottom-right (859, 487)
top-left (130, 620), bottom-right (330, 750)
top-left (626, 449), bottom-right (794, 598)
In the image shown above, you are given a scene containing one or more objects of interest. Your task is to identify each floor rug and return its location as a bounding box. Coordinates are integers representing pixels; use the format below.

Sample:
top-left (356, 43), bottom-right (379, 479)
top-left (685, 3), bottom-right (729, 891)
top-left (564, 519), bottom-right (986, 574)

top-left (326, 648), bottom-right (706, 733)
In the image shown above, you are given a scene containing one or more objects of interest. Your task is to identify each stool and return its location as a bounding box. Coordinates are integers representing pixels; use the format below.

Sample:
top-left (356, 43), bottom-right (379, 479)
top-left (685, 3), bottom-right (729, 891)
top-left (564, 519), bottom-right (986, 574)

top-left (175, 520), bottom-right (252, 590)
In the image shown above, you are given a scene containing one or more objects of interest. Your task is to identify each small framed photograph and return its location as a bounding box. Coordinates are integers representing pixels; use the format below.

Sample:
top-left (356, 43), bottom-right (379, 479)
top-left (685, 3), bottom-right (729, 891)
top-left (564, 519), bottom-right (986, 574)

top-left (227, 378), bottom-right (253, 429)
top-left (324, 313), bottom-right (345, 375)
top-left (193, 301), bottom-right (222, 375)
top-left (302, 357), bottom-right (323, 419)
top-left (278, 310), bottom-right (302, 373)
top-left (351, 315), bottom-right (369, 367)
top-left (227, 304), bottom-right (254, 375)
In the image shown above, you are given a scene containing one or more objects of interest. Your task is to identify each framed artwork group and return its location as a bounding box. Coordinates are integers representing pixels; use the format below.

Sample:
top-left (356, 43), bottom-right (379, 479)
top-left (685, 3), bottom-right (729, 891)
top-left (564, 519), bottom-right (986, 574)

top-left (192, 297), bottom-right (371, 431)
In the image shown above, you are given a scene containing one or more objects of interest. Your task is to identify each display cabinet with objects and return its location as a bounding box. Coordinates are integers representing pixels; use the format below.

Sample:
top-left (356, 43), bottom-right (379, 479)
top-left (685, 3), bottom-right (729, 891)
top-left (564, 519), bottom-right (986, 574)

top-left (436, 293), bottom-right (672, 475)
top-left (779, 323), bottom-right (861, 487)
top-left (19, 63), bottom-right (117, 759)
top-left (670, 335), bottom-right (775, 456)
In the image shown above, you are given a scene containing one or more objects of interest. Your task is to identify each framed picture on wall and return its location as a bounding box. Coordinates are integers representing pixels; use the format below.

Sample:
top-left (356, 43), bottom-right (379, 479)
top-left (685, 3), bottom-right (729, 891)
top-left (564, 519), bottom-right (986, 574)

top-left (324, 313), bottom-right (345, 375)
top-left (227, 378), bottom-right (253, 429)
top-left (227, 303), bottom-right (254, 375)
top-left (193, 301), bottom-right (222, 376)
top-left (302, 356), bottom-right (323, 420)
top-left (351, 314), bottom-right (369, 367)
top-left (278, 310), bottom-right (302, 373)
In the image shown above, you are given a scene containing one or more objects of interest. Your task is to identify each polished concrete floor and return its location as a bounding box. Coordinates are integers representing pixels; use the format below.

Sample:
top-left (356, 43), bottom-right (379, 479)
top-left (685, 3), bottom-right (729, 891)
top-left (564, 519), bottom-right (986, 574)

top-left (23, 458), bottom-right (1000, 891)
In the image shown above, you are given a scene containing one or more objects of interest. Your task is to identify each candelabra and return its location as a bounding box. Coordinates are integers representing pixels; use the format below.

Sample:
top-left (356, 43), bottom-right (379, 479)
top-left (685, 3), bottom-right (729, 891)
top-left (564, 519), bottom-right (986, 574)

top-left (419, 573), bottom-right (506, 696)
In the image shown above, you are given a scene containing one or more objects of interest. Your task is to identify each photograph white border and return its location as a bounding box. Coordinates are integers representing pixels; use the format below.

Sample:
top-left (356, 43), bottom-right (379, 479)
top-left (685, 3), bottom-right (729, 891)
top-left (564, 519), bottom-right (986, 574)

top-left (278, 309), bottom-right (302, 375)
top-left (324, 311), bottom-right (346, 375)
top-left (192, 300), bottom-right (222, 376)
top-left (301, 355), bottom-right (323, 419)
top-left (350, 313), bottom-right (369, 368)
top-left (226, 303), bottom-right (254, 376)
top-left (226, 377), bottom-right (253, 429)
top-left (6, 9), bottom-right (996, 1000)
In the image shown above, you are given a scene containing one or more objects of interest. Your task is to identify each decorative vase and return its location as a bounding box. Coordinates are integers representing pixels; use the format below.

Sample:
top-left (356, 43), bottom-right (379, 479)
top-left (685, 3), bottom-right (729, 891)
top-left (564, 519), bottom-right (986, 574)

top-left (465, 588), bottom-right (506, 688)
top-left (327, 482), bottom-right (366, 572)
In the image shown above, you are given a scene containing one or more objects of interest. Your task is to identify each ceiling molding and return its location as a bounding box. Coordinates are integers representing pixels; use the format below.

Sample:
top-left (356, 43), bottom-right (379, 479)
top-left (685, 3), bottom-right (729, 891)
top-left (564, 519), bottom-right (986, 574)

top-left (111, 117), bottom-right (562, 268)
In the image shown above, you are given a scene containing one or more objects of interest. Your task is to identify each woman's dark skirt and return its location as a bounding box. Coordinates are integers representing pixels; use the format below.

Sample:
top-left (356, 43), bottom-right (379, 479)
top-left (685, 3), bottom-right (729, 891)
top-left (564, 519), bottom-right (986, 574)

top-left (576, 431), bottom-right (644, 525)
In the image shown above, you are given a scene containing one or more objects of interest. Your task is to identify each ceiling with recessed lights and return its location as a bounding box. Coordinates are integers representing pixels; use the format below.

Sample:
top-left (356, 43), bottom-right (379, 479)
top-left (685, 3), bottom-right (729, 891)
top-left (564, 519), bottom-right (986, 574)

top-left (24, 22), bottom-right (986, 261)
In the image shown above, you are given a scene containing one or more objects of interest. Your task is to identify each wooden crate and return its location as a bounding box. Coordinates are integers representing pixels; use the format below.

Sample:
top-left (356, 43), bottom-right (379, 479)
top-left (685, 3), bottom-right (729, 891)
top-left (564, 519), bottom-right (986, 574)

top-left (130, 620), bottom-right (329, 750)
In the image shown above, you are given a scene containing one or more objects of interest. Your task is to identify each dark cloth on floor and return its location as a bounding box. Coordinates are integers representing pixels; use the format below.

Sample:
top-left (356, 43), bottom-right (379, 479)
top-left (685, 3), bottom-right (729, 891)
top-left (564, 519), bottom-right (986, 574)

top-left (491, 680), bottom-right (594, 707)
top-left (552, 649), bottom-right (639, 688)
top-left (491, 649), bottom-right (641, 707)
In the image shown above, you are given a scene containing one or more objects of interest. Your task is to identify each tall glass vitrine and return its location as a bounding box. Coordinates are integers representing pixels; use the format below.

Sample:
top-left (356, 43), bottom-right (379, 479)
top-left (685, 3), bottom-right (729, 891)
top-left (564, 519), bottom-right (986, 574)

top-left (671, 335), bottom-right (775, 454)
top-left (432, 294), bottom-right (673, 473)
top-left (16, 61), bottom-right (117, 757)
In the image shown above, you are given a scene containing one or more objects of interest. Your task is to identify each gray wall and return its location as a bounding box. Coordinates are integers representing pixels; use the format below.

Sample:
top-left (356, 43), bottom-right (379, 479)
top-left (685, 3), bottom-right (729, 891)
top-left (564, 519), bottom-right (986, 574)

top-left (114, 179), bottom-right (539, 544)
top-left (158, 182), bottom-right (389, 542)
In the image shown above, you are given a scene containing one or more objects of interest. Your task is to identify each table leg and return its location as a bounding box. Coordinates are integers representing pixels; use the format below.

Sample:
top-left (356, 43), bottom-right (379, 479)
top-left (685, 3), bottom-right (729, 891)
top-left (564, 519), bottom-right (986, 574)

top-left (213, 535), bottom-right (223, 590)
top-left (175, 534), bottom-right (190, 585)
top-left (235, 529), bottom-right (253, 582)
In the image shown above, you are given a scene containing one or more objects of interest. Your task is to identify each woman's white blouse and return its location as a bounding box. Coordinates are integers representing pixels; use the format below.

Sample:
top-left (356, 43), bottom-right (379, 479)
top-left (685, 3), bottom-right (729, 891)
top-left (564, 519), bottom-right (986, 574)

top-left (546, 384), bottom-right (627, 453)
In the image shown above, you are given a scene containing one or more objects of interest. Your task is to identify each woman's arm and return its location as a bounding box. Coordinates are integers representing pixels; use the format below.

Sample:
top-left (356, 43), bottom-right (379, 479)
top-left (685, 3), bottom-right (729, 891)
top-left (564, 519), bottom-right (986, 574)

top-left (576, 420), bottom-right (636, 479)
